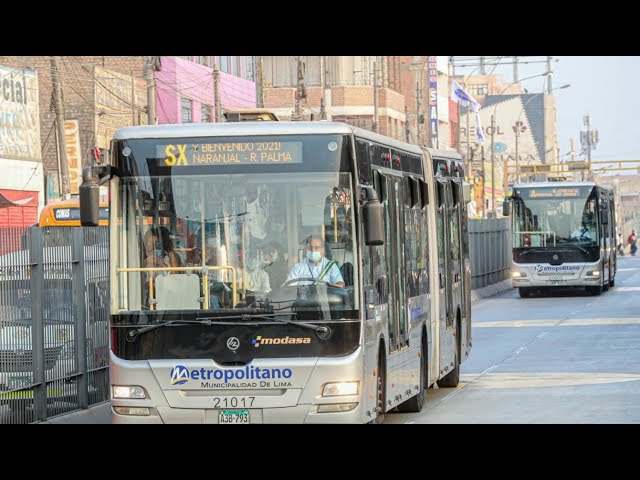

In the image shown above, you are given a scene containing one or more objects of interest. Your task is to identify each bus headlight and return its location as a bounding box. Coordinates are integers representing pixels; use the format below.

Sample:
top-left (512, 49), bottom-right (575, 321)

top-left (112, 385), bottom-right (146, 399)
top-left (586, 270), bottom-right (600, 277)
top-left (512, 271), bottom-right (527, 278)
top-left (322, 382), bottom-right (359, 396)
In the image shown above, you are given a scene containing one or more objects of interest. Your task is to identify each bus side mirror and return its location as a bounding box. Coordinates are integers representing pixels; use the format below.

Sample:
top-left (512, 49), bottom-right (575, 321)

top-left (502, 198), bottom-right (511, 217)
top-left (361, 185), bottom-right (384, 246)
top-left (601, 207), bottom-right (609, 224)
top-left (80, 167), bottom-right (100, 227)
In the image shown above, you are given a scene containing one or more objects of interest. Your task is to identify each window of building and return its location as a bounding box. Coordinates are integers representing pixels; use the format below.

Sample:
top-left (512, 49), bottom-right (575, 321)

top-left (181, 98), bottom-right (192, 123)
top-left (469, 84), bottom-right (488, 96)
top-left (201, 104), bottom-right (212, 123)
top-left (242, 57), bottom-right (255, 81)
top-left (218, 56), bottom-right (230, 73)
top-left (196, 56), bottom-right (211, 67)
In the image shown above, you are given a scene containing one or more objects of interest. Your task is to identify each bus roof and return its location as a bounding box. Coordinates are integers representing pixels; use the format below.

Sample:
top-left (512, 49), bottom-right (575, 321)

top-left (513, 181), bottom-right (599, 189)
top-left (113, 121), bottom-right (425, 155)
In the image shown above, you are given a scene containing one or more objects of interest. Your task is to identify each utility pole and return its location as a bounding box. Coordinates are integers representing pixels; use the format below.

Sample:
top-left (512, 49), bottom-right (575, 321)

top-left (213, 64), bottom-right (222, 122)
top-left (373, 61), bottom-right (379, 133)
top-left (581, 115), bottom-right (599, 179)
top-left (465, 79), bottom-right (471, 180)
top-left (515, 123), bottom-right (520, 183)
top-left (255, 56), bottom-right (264, 108)
top-left (50, 56), bottom-right (70, 200)
top-left (404, 106), bottom-right (410, 142)
top-left (546, 56), bottom-right (553, 94)
top-left (513, 56), bottom-right (519, 82)
top-left (293, 57), bottom-right (305, 121)
top-left (415, 80), bottom-right (421, 144)
top-left (479, 56), bottom-right (486, 75)
top-left (490, 115), bottom-right (496, 218)
top-left (481, 145), bottom-right (486, 219)
top-left (320, 56), bottom-right (327, 120)
top-left (144, 56), bottom-right (156, 125)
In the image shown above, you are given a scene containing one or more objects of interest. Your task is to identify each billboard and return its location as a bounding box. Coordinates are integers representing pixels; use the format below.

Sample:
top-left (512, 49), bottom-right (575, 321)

top-left (0, 66), bottom-right (41, 162)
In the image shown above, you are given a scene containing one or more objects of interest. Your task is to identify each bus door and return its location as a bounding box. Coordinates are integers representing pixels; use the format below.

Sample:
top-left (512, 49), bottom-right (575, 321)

top-left (436, 180), bottom-right (454, 360)
top-left (453, 180), bottom-right (472, 352)
top-left (381, 173), bottom-right (409, 358)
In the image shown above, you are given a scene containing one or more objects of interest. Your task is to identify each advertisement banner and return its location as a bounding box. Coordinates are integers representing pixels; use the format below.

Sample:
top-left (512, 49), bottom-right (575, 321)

top-left (0, 66), bottom-right (41, 162)
top-left (64, 119), bottom-right (82, 195)
top-left (427, 56), bottom-right (438, 149)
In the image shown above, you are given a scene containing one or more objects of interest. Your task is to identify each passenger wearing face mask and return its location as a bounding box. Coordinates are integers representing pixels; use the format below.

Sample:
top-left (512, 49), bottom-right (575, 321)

top-left (285, 235), bottom-right (344, 287)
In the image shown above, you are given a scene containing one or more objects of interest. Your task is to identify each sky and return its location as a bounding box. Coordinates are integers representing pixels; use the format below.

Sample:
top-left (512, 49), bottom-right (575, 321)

top-left (454, 56), bottom-right (640, 174)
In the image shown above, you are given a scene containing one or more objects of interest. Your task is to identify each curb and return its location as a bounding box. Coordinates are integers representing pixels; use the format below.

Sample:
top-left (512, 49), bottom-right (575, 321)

top-left (471, 279), bottom-right (513, 302)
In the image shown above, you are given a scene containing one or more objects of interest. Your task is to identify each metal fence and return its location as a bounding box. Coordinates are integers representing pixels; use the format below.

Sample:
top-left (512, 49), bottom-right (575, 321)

top-left (469, 219), bottom-right (512, 290)
top-left (0, 226), bottom-right (109, 424)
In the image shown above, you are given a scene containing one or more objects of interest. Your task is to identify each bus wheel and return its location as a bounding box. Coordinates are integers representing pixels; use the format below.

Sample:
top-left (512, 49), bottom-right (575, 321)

top-left (369, 348), bottom-right (386, 424)
top-left (586, 285), bottom-right (602, 296)
top-left (518, 287), bottom-right (531, 298)
top-left (437, 320), bottom-right (460, 388)
top-left (602, 269), bottom-right (609, 292)
top-left (397, 335), bottom-right (427, 413)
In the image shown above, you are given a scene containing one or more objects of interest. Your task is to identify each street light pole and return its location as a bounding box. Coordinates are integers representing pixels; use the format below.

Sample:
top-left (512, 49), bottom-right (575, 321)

top-left (491, 115), bottom-right (495, 217)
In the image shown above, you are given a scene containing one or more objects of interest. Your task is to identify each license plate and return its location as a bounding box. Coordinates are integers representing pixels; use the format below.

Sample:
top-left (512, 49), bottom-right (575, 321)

top-left (219, 410), bottom-right (249, 424)
top-left (549, 276), bottom-right (564, 285)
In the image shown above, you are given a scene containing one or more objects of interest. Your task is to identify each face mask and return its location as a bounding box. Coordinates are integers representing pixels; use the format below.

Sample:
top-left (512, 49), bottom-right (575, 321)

top-left (306, 251), bottom-right (322, 263)
top-left (270, 252), bottom-right (278, 262)
top-left (153, 248), bottom-right (164, 257)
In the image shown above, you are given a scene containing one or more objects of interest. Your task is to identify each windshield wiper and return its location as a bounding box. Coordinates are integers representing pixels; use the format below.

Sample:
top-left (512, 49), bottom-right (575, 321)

top-left (248, 313), bottom-right (332, 339)
top-left (126, 313), bottom-right (333, 341)
top-left (126, 319), bottom-right (216, 341)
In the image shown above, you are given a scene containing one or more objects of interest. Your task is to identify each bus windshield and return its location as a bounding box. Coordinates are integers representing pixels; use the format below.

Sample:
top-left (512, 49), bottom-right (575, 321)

top-left (114, 135), bottom-right (359, 321)
top-left (512, 185), bottom-right (599, 248)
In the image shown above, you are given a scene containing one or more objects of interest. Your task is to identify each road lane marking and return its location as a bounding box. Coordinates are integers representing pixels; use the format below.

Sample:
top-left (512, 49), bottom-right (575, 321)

top-left (616, 268), bottom-right (640, 271)
top-left (459, 372), bottom-right (640, 389)
top-left (513, 346), bottom-right (526, 355)
top-left (474, 317), bottom-right (640, 327)
top-left (610, 287), bottom-right (640, 291)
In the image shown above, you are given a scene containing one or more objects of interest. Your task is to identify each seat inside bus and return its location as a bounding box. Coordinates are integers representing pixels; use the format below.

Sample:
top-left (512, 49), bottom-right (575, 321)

top-left (154, 273), bottom-right (201, 310)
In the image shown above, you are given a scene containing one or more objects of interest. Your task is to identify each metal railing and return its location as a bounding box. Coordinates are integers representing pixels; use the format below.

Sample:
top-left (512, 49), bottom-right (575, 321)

top-left (469, 219), bottom-right (512, 289)
top-left (0, 226), bottom-right (109, 424)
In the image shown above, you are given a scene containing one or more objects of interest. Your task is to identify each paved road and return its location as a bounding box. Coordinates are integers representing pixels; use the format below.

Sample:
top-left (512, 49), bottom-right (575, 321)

top-left (386, 254), bottom-right (640, 423)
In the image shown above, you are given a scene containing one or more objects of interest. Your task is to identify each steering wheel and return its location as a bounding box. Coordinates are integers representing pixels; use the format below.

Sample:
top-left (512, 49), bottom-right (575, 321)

top-left (283, 277), bottom-right (332, 287)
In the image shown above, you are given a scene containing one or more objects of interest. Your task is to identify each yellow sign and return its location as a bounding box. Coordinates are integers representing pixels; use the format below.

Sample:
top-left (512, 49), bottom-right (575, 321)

top-left (156, 142), bottom-right (303, 166)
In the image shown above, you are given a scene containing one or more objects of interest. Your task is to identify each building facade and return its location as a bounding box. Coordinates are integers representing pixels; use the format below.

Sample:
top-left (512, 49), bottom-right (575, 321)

top-left (261, 56), bottom-right (407, 140)
top-left (156, 56), bottom-right (257, 124)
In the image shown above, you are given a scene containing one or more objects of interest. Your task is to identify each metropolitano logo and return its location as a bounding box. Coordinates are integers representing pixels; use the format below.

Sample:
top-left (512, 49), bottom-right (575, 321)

top-left (170, 365), bottom-right (190, 385)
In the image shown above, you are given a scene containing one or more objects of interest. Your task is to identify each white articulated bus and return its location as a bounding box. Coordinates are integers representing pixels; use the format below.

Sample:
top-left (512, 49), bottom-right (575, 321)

top-left (80, 121), bottom-right (472, 423)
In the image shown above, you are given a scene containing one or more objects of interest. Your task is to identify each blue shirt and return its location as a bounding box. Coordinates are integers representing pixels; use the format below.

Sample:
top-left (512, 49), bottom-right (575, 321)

top-left (286, 257), bottom-right (344, 286)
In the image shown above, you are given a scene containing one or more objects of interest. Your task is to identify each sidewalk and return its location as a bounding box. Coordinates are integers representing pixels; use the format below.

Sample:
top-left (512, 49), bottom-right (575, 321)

top-left (39, 402), bottom-right (111, 424)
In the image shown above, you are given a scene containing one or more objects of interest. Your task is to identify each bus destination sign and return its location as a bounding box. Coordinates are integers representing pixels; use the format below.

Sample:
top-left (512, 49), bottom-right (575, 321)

top-left (526, 187), bottom-right (582, 199)
top-left (156, 141), bottom-right (303, 167)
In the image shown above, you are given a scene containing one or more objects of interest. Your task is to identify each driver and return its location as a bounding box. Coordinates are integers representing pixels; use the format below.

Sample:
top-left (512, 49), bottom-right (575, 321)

top-left (285, 235), bottom-right (345, 287)
top-left (571, 222), bottom-right (592, 240)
